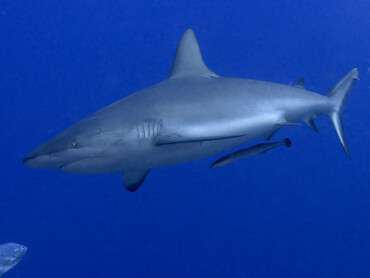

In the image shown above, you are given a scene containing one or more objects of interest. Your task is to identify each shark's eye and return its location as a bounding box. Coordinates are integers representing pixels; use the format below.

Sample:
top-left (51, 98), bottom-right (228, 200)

top-left (69, 140), bottom-right (77, 148)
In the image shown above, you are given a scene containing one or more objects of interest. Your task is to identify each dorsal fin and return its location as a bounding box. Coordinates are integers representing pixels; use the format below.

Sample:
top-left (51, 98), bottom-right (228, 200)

top-left (294, 77), bottom-right (305, 89)
top-left (168, 29), bottom-right (219, 79)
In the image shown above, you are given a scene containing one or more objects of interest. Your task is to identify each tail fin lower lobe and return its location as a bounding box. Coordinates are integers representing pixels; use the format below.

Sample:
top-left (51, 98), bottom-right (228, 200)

top-left (326, 68), bottom-right (359, 157)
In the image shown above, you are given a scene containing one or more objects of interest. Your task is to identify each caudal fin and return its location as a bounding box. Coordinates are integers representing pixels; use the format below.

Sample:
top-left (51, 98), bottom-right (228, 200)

top-left (326, 68), bottom-right (359, 157)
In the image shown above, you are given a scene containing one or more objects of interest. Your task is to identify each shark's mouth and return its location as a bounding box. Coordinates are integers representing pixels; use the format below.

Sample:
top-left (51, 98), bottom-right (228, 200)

top-left (58, 156), bottom-right (113, 175)
top-left (58, 162), bottom-right (73, 170)
top-left (23, 151), bottom-right (69, 169)
top-left (58, 157), bottom-right (98, 170)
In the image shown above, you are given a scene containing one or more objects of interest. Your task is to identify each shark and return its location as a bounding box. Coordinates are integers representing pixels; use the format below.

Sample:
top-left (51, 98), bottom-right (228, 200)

top-left (23, 29), bottom-right (359, 192)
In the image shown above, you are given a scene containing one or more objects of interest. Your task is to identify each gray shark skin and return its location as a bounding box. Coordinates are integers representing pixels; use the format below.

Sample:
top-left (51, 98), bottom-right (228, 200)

top-left (0, 243), bottom-right (27, 277)
top-left (23, 29), bottom-right (359, 192)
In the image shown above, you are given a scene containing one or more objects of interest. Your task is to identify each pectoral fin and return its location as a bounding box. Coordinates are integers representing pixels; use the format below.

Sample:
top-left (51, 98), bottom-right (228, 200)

top-left (155, 133), bottom-right (247, 146)
top-left (210, 138), bottom-right (291, 168)
top-left (122, 169), bottom-right (150, 192)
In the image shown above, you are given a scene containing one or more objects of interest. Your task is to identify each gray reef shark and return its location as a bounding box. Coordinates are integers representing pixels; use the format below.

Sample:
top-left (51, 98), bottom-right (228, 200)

top-left (23, 29), bottom-right (359, 192)
top-left (0, 243), bottom-right (27, 277)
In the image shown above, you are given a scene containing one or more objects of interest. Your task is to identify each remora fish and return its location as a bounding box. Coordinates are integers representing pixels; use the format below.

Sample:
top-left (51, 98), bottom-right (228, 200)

top-left (210, 138), bottom-right (292, 168)
top-left (23, 29), bottom-right (359, 192)
top-left (0, 243), bottom-right (27, 277)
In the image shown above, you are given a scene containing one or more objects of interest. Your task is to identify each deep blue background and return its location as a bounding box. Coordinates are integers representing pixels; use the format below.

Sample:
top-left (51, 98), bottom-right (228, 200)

top-left (0, 1), bottom-right (369, 277)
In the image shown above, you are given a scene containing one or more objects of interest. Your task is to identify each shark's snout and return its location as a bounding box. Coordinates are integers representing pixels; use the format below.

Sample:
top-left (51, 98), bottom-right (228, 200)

top-left (22, 153), bottom-right (37, 165)
top-left (23, 134), bottom-right (80, 169)
top-left (23, 130), bottom-right (113, 173)
top-left (23, 150), bottom-right (45, 165)
top-left (23, 148), bottom-right (67, 169)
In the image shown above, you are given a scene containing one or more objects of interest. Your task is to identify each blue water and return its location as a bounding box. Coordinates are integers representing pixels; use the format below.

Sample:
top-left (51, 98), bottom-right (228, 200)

top-left (0, 1), bottom-right (369, 277)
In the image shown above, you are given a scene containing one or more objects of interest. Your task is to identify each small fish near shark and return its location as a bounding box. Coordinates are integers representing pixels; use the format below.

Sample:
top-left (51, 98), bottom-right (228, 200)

top-left (23, 29), bottom-right (359, 192)
top-left (211, 138), bottom-right (292, 168)
top-left (0, 243), bottom-right (27, 277)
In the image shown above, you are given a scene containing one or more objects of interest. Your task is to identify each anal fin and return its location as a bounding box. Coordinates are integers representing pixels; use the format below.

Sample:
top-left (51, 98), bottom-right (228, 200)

top-left (304, 118), bottom-right (318, 132)
top-left (261, 127), bottom-right (282, 140)
top-left (122, 169), bottom-right (150, 192)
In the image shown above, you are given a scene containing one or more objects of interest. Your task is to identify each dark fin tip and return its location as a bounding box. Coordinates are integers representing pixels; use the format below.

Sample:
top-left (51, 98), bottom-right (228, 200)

top-left (209, 161), bottom-right (217, 168)
top-left (284, 138), bottom-right (292, 148)
top-left (125, 175), bottom-right (147, 192)
top-left (209, 161), bottom-right (220, 168)
top-left (123, 170), bottom-right (150, 192)
top-left (125, 175), bottom-right (148, 192)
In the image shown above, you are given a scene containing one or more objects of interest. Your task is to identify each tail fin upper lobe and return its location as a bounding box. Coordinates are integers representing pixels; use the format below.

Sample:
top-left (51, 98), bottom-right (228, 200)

top-left (326, 68), bottom-right (359, 157)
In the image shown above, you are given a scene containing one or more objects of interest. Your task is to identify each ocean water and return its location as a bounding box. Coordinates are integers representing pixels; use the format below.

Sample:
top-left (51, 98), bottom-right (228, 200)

top-left (0, 1), bottom-right (369, 277)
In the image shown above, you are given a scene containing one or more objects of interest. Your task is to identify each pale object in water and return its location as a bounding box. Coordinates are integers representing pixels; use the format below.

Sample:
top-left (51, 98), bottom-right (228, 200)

top-left (0, 243), bottom-right (27, 277)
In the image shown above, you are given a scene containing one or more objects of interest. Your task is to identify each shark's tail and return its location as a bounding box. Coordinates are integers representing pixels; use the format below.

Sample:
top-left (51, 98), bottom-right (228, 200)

top-left (326, 68), bottom-right (359, 157)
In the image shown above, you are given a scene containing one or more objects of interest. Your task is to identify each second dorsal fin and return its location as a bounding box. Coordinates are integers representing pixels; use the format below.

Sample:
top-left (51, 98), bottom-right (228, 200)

top-left (168, 29), bottom-right (219, 79)
top-left (294, 77), bottom-right (305, 89)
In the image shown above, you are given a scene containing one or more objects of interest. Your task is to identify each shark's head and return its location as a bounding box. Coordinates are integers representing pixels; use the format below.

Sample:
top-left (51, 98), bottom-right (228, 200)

top-left (0, 243), bottom-right (27, 273)
top-left (23, 119), bottom-right (124, 174)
